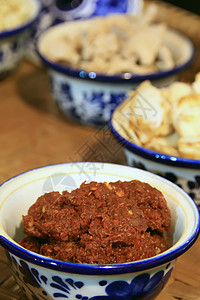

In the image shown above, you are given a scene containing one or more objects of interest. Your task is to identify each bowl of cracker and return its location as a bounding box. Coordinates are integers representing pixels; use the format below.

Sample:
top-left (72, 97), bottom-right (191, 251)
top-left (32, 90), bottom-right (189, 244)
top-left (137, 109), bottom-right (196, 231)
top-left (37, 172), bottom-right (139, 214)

top-left (36, 6), bottom-right (195, 126)
top-left (0, 0), bottom-right (41, 78)
top-left (110, 73), bottom-right (200, 209)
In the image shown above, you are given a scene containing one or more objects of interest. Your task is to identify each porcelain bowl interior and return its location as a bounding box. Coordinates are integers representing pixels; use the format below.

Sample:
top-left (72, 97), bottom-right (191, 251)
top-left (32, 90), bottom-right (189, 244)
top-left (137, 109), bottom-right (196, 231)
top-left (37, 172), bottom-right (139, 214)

top-left (110, 108), bottom-right (200, 210)
top-left (36, 21), bottom-right (195, 126)
top-left (0, 162), bottom-right (199, 300)
top-left (0, 0), bottom-right (41, 78)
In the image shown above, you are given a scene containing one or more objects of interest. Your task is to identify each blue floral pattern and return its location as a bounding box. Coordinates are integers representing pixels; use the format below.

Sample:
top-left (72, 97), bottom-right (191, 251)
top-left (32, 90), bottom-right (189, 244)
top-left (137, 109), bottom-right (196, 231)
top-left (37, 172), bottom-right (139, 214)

top-left (0, 50), bottom-right (4, 62)
top-left (51, 276), bottom-right (84, 298)
top-left (50, 77), bottom-right (127, 126)
top-left (7, 252), bottom-right (172, 300)
top-left (0, 32), bottom-right (28, 77)
top-left (8, 254), bottom-right (50, 299)
top-left (90, 268), bottom-right (172, 300)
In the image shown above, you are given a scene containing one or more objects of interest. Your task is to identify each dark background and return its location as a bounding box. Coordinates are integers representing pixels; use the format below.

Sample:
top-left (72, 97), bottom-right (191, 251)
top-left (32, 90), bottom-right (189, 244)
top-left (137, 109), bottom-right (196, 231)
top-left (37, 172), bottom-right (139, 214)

top-left (160, 0), bottom-right (200, 15)
top-left (56, 1), bottom-right (200, 15)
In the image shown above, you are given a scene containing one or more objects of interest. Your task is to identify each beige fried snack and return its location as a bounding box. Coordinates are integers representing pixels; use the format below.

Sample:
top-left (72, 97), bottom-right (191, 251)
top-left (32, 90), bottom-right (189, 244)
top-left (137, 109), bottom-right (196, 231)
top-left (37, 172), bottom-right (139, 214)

top-left (112, 93), bottom-right (142, 146)
top-left (178, 137), bottom-right (200, 159)
top-left (156, 45), bottom-right (175, 70)
top-left (124, 23), bottom-right (167, 66)
top-left (112, 113), bottom-right (142, 147)
top-left (172, 94), bottom-right (200, 138)
top-left (126, 81), bottom-right (173, 144)
top-left (165, 81), bottom-right (192, 104)
top-left (43, 6), bottom-right (176, 75)
top-left (192, 72), bottom-right (200, 94)
top-left (145, 133), bottom-right (179, 157)
top-left (46, 36), bottom-right (81, 66)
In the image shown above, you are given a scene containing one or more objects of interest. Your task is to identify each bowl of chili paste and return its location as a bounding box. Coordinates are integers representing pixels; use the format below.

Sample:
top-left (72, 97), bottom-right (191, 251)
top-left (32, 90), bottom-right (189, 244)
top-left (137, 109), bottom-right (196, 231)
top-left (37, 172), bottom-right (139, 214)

top-left (0, 162), bottom-right (199, 300)
top-left (19, 180), bottom-right (171, 264)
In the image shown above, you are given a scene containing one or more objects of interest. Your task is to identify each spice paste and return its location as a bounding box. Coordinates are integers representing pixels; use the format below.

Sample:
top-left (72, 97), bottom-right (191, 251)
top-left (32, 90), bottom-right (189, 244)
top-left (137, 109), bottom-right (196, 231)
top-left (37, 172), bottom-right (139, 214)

top-left (19, 180), bottom-right (171, 264)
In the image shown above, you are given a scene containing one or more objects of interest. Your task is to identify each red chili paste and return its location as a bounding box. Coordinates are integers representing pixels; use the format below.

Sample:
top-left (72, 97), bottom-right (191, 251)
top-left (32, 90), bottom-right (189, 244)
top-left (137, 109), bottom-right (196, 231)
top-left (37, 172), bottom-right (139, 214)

top-left (19, 180), bottom-right (171, 264)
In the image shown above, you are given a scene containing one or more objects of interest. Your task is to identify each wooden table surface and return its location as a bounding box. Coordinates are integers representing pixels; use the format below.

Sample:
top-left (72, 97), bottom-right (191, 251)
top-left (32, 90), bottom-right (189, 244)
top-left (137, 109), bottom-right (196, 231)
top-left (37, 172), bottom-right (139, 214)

top-left (0, 1), bottom-right (200, 299)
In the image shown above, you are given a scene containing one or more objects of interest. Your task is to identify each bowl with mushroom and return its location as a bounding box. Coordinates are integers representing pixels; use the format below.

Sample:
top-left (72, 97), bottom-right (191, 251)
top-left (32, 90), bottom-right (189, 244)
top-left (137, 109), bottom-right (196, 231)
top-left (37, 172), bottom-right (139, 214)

top-left (36, 6), bottom-right (195, 126)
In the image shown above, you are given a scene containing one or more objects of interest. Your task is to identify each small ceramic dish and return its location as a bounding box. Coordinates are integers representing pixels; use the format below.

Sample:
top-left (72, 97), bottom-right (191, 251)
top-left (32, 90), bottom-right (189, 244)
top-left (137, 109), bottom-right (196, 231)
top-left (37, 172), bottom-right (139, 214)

top-left (36, 22), bottom-right (195, 126)
top-left (0, 162), bottom-right (199, 299)
top-left (0, 0), bottom-right (41, 78)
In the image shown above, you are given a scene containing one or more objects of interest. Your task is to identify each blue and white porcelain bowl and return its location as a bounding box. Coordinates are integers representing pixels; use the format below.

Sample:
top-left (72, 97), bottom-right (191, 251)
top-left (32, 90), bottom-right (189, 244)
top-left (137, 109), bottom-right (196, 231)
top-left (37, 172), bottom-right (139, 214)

top-left (36, 21), bottom-right (195, 126)
top-left (0, 0), bottom-right (41, 78)
top-left (0, 162), bottom-right (199, 300)
top-left (110, 111), bottom-right (200, 210)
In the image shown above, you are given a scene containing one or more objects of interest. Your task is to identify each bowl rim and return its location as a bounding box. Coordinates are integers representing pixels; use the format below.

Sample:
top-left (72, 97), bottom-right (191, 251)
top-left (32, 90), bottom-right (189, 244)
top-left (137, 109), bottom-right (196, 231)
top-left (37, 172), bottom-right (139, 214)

top-left (0, 162), bottom-right (199, 275)
top-left (36, 25), bottom-right (196, 84)
top-left (109, 115), bottom-right (200, 169)
top-left (0, 0), bottom-right (41, 39)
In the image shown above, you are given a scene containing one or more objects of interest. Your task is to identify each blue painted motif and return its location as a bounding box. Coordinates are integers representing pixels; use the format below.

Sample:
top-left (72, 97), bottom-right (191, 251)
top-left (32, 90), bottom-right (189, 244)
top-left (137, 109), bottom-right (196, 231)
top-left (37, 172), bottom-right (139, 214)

top-left (60, 82), bottom-right (73, 102)
top-left (8, 255), bottom-right (49, 299)
top-left (51, 276), bottom-right (84, 298)
top-left (0, 50), bottom-right (4, 62)
top-left (10, 41), bottom-right (18, 52)
top-left (8, 253), bottom-right (172, 300)
top-left (51, 76), bottom-right (127, 125)
top-left (89, 269), bottom-right (172, 299)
